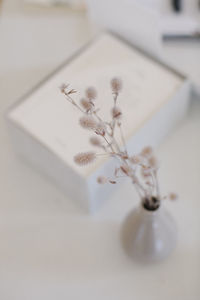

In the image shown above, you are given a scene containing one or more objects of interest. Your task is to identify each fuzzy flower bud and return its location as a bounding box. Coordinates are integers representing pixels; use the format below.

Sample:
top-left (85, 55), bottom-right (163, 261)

top-left (79, 116), bottom-right (97, 130)
top-left (80, 98), bottom-right (93, 111)
top-left (148, 156), bottom-right (158, 168)
top-left (111, 106), bottom-right (122, 119)
top-left (74, 152), bottom-right (96, 165)
top-left (169, 193), bottom-right (178, 201)
top-left (60, 84), bottom-right (67, 93)
top-left (85, 87), bottom-right (97, 100)
top-left (97, 176), bottom-right (107, 184)
top-left (129, 155), bottom-right (141, 164)
top-left (111, 77), bottom-right (122, 93)
top-left (90, 136), bottom-right (102, 147)
top-left (141, 146), bottom-right (153, 157)
top-left (95, 122), bottom-right (106, 136)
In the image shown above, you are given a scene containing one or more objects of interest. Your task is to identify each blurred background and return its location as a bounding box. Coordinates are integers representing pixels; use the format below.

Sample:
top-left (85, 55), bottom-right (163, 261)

top-left (1, 0), bottom-right (200, 97)
top-left (1, 0), bottom-right (200, 101)
top-left (0, 0), bottom-right (200, 299)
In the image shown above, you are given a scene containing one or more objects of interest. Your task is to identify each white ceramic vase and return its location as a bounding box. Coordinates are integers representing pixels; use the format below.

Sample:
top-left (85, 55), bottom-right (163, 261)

top-left (121, 205), bottom-right (177, 263)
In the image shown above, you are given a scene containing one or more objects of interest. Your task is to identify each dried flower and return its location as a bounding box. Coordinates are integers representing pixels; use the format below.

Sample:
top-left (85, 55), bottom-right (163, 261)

top-left (97, 176), bottom-right (107, 184)
top-left (120, 152), bottom-right (128, 160)
top-left (148, 156), bottom-right (158, 168)
top-left (60, 83), bottom-right (69, 93)
top-left (74, 152), bottom-right (96, 165)
top-left (61, 78), bottom-right (176, 210)
top-left (60, 84), bottom-right (76, 95)
top-left (80, 98), bottom-right (93, 111)
top-left (129, 155), bottom-right (141, 164)
top-left (79, 116), bottom-right (97, 130)
top-left (67, 89), bottom-right (77, 95)
top-left (111, 77), bottom-right (122, 93)
top-left (109, 180), bottom-right (116, 184)
top-left (169, 193), bottom-right (177, 201)
top-left (141, 146), bottom-right (153, 157)
top-left (95, 122), bottom-right (106, 136)
top-left (85, 87), bottom-right (97, 100)
top-left (111, 106), bottom-right (122, 119)
top-left (120, 164), bottom-right (132, 176)
top-left (90, 136), bottom-right (102, 147)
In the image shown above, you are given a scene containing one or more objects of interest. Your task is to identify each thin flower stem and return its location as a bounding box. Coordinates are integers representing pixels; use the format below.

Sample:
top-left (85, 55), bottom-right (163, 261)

top-left (133, 176), bottom-right (147, 197)
top-left (120, 158), bottom-right (147, 197)
top-left (134, 182), bottom-right (144, 199)
top-left (93, 110), bottom-right (103, 123)
top-left (118, 123), bottom-right (128, 154)
top-left (115, 175), bottom-right (129, 178)
top-left (102, 135), bottom-right (115, 153)
top-left (153, 170), bottom-right (160, 198)
top-left (93, 110), bottom-right (121, 153)
top-left (109, 135), bottom-right (122, 153)
top-left (110, 92), bottom-right (118, 138)
top-left (96, 153), bottom-right (111, 157)
top-left (149, 172), bottom-right (156, 195)
top-left (64, 93), bottom-right (85, 113)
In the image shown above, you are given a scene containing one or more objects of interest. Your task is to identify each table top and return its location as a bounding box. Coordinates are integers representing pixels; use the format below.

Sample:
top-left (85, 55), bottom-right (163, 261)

top-left (0, 1), bottom-right (200, 299)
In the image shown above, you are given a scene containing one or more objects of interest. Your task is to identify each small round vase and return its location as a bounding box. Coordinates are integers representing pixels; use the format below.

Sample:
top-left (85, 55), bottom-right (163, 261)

top-left (121, 205), bottom-right (177, 263)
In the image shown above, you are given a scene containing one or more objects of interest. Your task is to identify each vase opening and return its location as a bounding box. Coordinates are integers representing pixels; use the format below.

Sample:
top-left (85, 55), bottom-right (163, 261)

top-left (142, 196), bottom-right (160, 211)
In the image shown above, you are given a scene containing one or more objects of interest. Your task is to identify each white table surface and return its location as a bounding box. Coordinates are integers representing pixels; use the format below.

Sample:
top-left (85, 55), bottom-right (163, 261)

top-left (0, 1), bottom-right (200, 299)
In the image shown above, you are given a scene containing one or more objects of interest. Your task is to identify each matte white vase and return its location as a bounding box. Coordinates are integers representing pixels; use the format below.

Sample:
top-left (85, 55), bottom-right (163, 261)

top-left (121, 205), bottom-right (177, 263)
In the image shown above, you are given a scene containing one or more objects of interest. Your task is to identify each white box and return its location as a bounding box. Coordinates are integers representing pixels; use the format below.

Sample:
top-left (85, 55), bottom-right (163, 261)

top-left (6, 33), bottom-right (190, 213)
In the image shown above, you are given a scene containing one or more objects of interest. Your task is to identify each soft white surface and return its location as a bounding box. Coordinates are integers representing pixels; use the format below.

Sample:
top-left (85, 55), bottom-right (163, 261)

top-left (0, 1), bottom-right (200, 299)
top-left (8, 33), bottom-right (182, 177)
top-left (162, 15), bottom-right (200, 35)
top-left (86, 0), bottom-right (162, 57)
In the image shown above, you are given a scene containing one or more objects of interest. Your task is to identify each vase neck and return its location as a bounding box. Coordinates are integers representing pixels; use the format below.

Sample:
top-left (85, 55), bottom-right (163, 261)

top-left (139, 204), bottom-right (162, 217)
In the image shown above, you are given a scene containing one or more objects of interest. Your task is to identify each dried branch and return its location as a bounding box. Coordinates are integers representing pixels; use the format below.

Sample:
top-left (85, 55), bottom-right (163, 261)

top-left (60, 78), bottom-right (176, 211)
